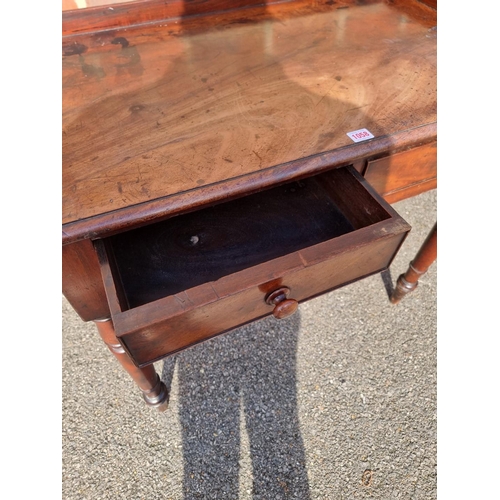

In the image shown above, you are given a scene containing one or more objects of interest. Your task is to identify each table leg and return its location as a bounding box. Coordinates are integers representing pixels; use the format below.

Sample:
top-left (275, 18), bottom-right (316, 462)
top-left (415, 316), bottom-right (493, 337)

top-left (94, 318), bottom-right (169, 411)
top-left (390, 222), bottom-right (437, 305)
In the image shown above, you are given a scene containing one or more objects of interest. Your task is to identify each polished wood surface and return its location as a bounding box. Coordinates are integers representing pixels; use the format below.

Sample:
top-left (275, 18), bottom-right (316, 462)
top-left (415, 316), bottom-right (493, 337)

top-left (390, 222), bottom-right (437, 304)
top-left (63, 0), bottom-right (274, 34)
top-left (364, 141), bottom-right (437, 200)
top-left (265, 287), bottom-right (299, 320)
top-left (94, 318), bottom-right (169, 410)
top-left (62, 0), bottom-right (436, 237)
top-left (62, 0), bottom-right (436, 406)
top-left (103, 172), bottom-right (358, 308)
top-left (62, 124), bottom-right (435, 245)
top-left (63, 0), bottom-right (136, 12)
top-left (104, 226), bottom-right (407, 366)
top-left (62, 239), bottom-right (110, 321)
top-left (383, 176), bottom-right (436, 204)
top-left (95, 167), bottom-right (410, 366)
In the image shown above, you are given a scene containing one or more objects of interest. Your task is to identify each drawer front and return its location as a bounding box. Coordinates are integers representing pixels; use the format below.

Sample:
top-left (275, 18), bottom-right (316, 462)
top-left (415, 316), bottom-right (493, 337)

top-left (364, 142), bottom-right (437, 203)
top-left (118, 228), bottom-right (406, 366)
top-left (95, 166), bottom-right (410, 367)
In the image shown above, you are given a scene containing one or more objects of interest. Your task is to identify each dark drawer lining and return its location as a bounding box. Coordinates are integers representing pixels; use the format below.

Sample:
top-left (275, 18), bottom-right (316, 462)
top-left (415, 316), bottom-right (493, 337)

top-left (104, 166), bottom-right (390, 309)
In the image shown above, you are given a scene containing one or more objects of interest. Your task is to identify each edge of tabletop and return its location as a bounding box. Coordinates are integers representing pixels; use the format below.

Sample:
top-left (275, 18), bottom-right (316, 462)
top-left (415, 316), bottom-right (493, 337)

top-left (63, 0), bottom-right (436, 36)
top-left (63, 0), bottom-right (316, 36)
top-left (62, 122), bottom-right (437, 246)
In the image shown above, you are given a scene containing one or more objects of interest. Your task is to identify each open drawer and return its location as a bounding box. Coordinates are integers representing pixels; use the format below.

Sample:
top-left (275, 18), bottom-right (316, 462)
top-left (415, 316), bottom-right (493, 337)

top-left (94, 166), bottom-right (410, 367)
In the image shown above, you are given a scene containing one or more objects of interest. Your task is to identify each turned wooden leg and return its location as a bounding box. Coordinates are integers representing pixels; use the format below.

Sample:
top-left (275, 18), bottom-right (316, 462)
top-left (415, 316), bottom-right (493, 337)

top-left (390, 223), bottom-right (437, 305)
top-left (94, 318), bottom-right (169, 411)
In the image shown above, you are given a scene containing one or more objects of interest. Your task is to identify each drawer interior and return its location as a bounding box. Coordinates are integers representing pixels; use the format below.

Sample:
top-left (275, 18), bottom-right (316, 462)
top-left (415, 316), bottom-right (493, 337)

top-left (103, 166), bottom-right (391, 309)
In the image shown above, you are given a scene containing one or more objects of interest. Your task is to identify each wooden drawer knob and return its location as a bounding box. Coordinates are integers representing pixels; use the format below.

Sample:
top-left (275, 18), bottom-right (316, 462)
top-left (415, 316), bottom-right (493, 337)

top-left (265, 287), bottom-right (298, 319)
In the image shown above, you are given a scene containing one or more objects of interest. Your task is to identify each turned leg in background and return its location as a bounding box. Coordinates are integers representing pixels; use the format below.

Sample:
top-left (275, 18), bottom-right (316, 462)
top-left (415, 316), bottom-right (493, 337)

top-left (390, 222), bottom-right (437, 305)
top-left (94, 318), bottom-right (169, 411)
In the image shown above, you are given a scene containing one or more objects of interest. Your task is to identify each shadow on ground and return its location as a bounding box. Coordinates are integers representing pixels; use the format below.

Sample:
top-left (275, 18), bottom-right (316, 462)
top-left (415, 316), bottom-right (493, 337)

top-left (162, 312), bottom-right (310, 499)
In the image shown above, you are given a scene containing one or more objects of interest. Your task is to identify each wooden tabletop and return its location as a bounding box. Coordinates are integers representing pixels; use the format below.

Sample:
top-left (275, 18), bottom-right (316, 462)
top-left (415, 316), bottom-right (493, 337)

top-left (62, 0), bottom-right (436, 242)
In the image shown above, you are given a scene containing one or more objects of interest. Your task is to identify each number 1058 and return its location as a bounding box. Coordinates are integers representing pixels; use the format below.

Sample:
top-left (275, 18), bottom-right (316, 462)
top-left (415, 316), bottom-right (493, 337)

top-left (353, 131), bottom-right (370, 139)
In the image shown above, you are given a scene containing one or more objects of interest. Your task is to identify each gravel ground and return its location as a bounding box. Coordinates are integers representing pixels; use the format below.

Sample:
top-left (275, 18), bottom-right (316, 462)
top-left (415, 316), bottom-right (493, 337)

top-left (62, 189), bottom-right (436, 500)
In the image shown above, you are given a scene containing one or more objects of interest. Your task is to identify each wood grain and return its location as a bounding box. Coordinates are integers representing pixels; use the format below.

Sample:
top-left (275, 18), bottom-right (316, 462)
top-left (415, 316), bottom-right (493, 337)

top-left (105, 173), bottom-right (356, 308)
top-left (63, 0), bottom-right (286, 35)
top-left (382, 176), bottom-right (436, 204)
top-left (63, 0), bottom-right (437, 230)
top-left (94, 166), bottom-right (410, 365)
top-left (391, 222), bottom-right (437, 304)
top-left (62, 124), bottom-right (435, 245)
top-left (62, 239), bottom-right (110, 320)
top-left (118, 227), bottom-right (408, 366)
top-left (364, 141), bottom-right (437, 198)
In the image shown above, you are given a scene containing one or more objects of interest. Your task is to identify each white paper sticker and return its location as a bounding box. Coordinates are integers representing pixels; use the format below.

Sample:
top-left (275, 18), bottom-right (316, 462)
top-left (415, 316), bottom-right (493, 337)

top-left (346, 128), bottom-right (375, 143)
